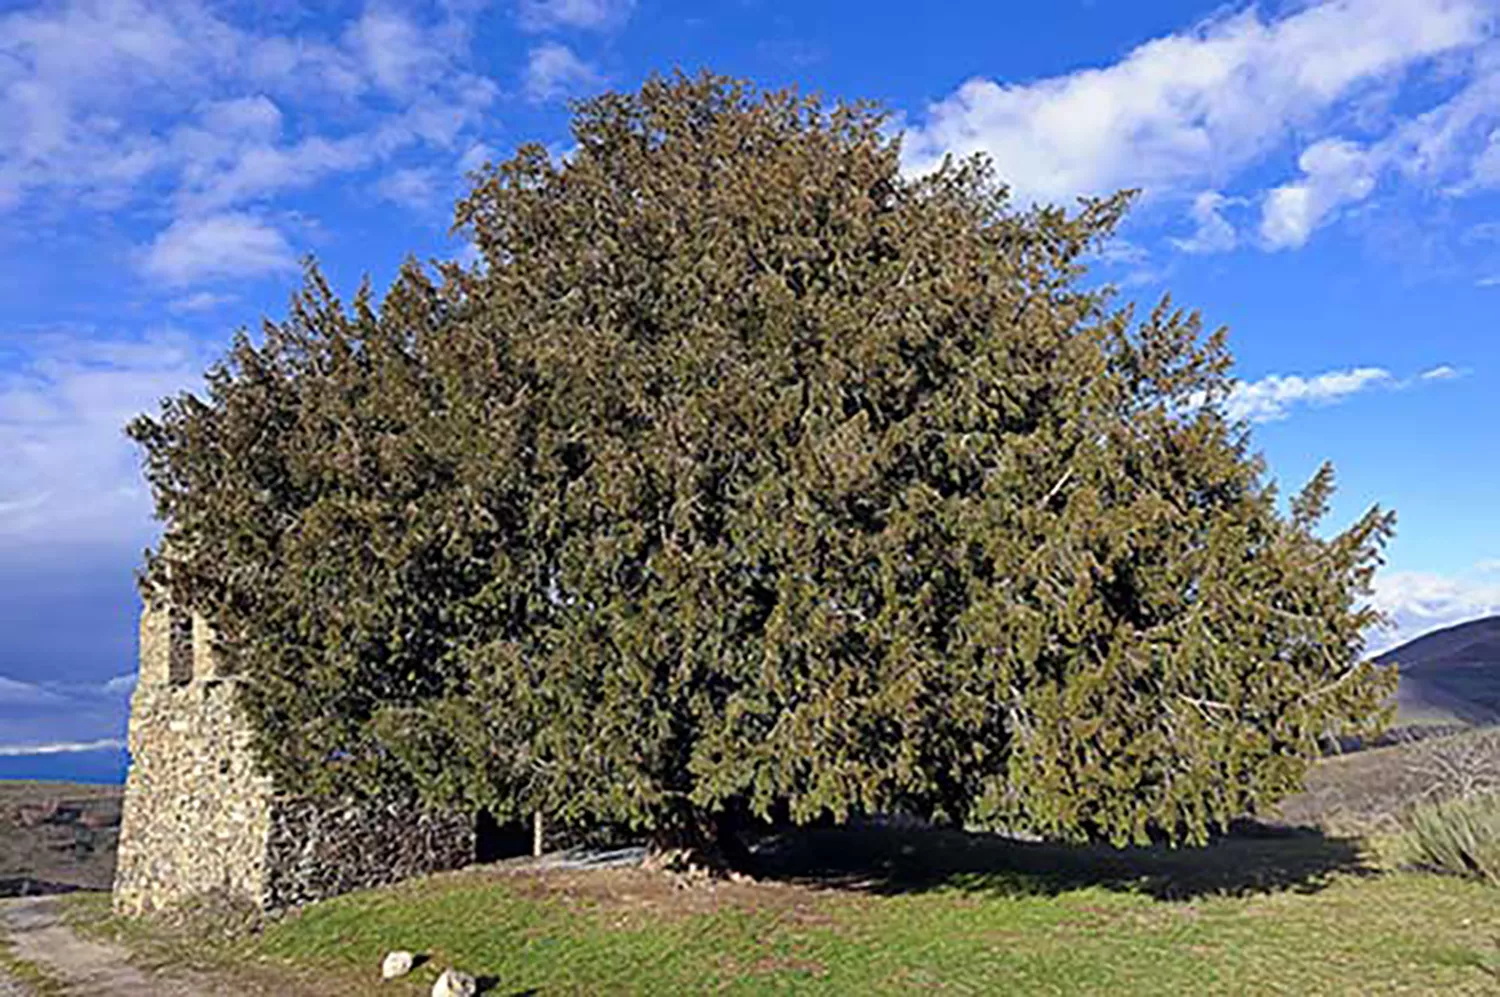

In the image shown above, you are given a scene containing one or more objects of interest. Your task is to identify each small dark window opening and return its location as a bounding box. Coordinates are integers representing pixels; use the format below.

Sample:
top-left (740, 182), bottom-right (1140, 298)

top-left (167, 608), bottom-right (194, 685)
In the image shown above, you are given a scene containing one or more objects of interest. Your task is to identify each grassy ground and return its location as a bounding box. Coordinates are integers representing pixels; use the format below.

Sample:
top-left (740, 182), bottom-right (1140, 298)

top-left (0, 935), bottom-right (65, 996)
top-left (16, 728), bottom-right (1500, 994)
top-left (64, 826), bottom-right (1500, 996)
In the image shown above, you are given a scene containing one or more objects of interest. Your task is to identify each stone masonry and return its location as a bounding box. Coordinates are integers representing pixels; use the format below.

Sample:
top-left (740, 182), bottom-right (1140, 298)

top-left (112, 590), bottom-right (475, 915)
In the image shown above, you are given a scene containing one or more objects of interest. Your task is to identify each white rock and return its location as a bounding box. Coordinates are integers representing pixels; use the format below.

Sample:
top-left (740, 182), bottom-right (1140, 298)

top-left (432, 968), bottom-right (478, 997)
top-left (381, 950), bottom-right (415, 980)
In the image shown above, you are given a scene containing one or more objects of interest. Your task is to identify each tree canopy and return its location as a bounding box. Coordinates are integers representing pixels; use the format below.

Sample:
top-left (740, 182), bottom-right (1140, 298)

top-left (130, 72), bottom-right (1395, 851)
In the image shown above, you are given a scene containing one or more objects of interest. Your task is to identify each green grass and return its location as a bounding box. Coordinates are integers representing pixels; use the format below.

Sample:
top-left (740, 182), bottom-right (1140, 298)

top-left (0, 934), bottom-right (66, 996)
top-left (59, 826), bottom-right (1500, 996)
top-left (241, 869), bottom-right (1500, 995)
top-left (205, 828), bottom-right (1500, 996)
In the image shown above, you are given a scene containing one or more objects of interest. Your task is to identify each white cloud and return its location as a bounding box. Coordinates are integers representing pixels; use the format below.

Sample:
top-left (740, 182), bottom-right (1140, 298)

top-left (374, 165), bottom-right (440, 212)
top-left (167, 291), bottom-right (237, 314)
top-left (1390, 50), bottom-right (1500, 194)
top-left (902, 0), bottom-right (1489, 205)
top-left (1091, 237), bottom-right (1169, 287)
top-left (457, 141), bottom-right (494, 175)
top-left (0, 738), bottom-right (124, 757)
top-left (1261, 138), bottom-right (1378, 248)
top-left (242, 33), bottom-right (366, 102)
top-left (1095, 238), bottom-right (1149, 267)
top-left (0, 0), bottom-right (501, 282)
top-left (901, 0), bottom-right (1500, 255)
top-left (141, 212), bottom-right (296, 285)
top-left (1369, 566), bottom-right (1500, 652)
top-left (197, 94), bottom-right (283, 139)
top-left (0, 0), bottom-right (235, 206)
top-left (101, 673), bottom-right (136, 695)
top-left (1225, 366), bottom-right (1394, 422)
top-left (1221, 360), bottom-right (1470, 422)
top-left (341, 2), bottom-right (488, 100)
top-left (170, 85), bottom-right (497, 215)
top-left (0, 328), bottom-right (216, 546)
top-left (523, 42), bottom-right (601, 103)
top-left (0, 671), bottom-right (137, 754)
top-left (517, 0), bottom-right (635, 32)
top-left (1478, 275), bottom-right (1500, 286)
top-left (1171, 190), bottom-right (1240, 253)
top-left (345, 5), bottom-right (445, 95)
top-left (1471, 128), bottom-right (1500, 185)
top-left (178, 134), bottom-right (368, 212)
top-left (0, 675), bottom-right (63, 706)
top-left (1255, 30), bottom-right (1500, 246)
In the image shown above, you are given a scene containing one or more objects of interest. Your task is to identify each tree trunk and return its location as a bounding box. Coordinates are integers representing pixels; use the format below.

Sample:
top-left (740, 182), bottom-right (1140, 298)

top-left (643, 804), bottom-right (751, 874)
top-left (532, 811), bottom-right (545, 857)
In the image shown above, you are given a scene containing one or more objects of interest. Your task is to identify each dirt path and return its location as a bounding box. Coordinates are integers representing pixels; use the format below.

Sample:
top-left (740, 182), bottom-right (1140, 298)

top-left (0, 895), bottom-right (240, 996)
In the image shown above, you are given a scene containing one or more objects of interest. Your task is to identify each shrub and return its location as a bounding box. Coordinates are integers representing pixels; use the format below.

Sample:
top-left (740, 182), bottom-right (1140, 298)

top-left (1403, 791), bottom-right (1500, 885)
top-left (1404, 728), bottom-right (1500, 803)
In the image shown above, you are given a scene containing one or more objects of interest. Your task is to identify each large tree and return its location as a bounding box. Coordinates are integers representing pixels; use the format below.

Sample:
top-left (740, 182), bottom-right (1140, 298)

top-left (130, 72), bottom-right (1395, 854)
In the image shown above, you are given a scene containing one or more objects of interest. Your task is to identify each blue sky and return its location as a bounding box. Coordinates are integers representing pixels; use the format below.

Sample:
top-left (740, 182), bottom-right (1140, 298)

top-left (2, 0), bottom-right (1499, 766)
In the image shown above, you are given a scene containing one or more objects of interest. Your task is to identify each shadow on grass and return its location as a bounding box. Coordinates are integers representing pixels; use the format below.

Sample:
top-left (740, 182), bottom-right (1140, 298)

top-left (745, 819), bottom-right (1372, 901)
top-left (478, 980), bottom-right (538, 997)
top-left (0, 876), bottom-right (89, 898)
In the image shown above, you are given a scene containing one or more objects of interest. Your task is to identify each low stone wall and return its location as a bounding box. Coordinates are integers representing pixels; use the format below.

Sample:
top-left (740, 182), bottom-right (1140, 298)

top-left (262, 796), bottom-right (476, 910)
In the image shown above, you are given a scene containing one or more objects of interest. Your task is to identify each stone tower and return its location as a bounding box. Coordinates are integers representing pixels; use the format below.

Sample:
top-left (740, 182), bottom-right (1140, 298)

top-left (112, 588), bottom-right (477, 915)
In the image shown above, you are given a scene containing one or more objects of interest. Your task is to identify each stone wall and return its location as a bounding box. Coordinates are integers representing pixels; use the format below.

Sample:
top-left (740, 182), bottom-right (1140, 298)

top-left (112, 677), bottom-right (275, 916)
top-left (114, 594), bottom-right (478, 916)
top-left (262, 797), bottom-right (475, 910)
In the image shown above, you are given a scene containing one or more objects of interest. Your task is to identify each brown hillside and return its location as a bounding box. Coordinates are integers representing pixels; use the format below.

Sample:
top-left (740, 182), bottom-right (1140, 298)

top-left (0, 781), bottom-right (120, 898)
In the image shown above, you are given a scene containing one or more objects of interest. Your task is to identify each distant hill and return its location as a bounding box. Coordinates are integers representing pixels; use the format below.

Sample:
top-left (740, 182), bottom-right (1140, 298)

top-left (0, 780), bottom-right (120, 897)
top-left (1376, 615), bottom-right (1500, 730)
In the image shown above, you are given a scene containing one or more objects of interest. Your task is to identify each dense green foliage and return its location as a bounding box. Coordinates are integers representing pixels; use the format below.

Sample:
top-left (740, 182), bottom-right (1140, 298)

top-left (129, 73), bottom-right (1394, 848)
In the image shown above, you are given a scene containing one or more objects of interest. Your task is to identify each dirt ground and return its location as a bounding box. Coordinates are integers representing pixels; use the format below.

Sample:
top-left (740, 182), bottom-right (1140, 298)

top-left (495, 863), bottom-right (840, 929)
top-left (0, 894), bottom-right (237, 995)
top-left (0, 783), bottom-right (238, 994)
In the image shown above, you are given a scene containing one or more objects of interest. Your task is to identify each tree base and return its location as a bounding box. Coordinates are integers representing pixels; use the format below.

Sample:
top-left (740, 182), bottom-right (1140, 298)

top-left (643, 809), bottom-right (753, 880)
